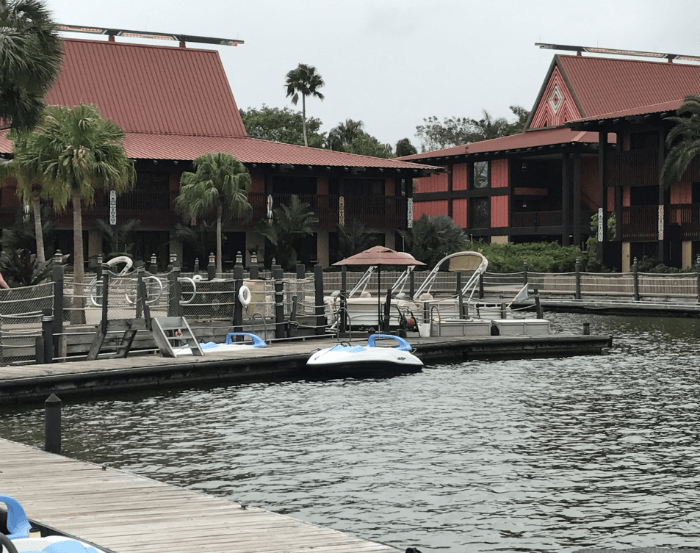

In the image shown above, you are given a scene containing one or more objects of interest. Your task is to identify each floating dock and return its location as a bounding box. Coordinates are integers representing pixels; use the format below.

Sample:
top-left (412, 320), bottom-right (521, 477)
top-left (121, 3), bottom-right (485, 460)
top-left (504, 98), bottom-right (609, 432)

top-left (0, 334), bottom-right (611, 403)
top-left (0, 438), bottom-right (401, 553)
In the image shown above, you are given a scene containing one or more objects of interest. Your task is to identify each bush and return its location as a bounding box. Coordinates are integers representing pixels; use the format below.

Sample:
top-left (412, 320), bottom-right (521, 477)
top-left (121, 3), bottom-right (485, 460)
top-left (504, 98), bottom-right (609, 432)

top-left (470, 241), bottom-right (583, 273)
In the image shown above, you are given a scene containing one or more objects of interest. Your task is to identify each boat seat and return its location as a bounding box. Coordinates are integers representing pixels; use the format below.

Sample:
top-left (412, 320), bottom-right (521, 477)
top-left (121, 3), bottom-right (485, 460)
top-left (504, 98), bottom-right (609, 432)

top-left (0, 494), bottom-right (31, 540)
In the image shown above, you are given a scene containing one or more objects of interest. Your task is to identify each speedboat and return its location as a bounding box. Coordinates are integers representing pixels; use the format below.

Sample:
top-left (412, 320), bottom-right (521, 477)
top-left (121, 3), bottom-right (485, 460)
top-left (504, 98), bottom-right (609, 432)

top-left (173, 332), bottom-right (266, 356)
top-left (307, 334), bottom-right (423, 376)
top-left (9, 536), bottom-right (106, 553)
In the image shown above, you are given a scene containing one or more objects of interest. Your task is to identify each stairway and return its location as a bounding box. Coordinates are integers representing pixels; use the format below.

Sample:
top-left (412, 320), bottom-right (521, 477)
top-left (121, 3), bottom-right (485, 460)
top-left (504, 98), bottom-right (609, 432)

top-left (151, 317), bottom-right (204, 358)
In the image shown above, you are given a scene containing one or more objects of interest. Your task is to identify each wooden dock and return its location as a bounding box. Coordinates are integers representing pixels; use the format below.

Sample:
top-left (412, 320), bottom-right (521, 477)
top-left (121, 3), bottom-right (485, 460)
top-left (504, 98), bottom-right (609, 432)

top-left (0, 333), bottom-right (612, 403)
top-left (0, 438), bottom-right (401, 553)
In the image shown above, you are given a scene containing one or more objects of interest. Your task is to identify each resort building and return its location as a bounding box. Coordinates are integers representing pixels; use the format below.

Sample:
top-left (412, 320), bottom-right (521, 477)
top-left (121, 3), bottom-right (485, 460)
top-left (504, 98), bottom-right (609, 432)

top-left (0, 32), bottom-right (435, 269)
top-left (401, 46), bottom-right (700, 270)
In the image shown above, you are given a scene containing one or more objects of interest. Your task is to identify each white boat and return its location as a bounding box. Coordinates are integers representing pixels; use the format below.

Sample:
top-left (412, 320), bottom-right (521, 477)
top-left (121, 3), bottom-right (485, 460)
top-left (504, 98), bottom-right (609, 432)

top-left (307, 334), bottom-right (423, 376)
top-left (173, 332), bottom-right (267, 356)
top-left (9, 535), bottom-right (106, 553)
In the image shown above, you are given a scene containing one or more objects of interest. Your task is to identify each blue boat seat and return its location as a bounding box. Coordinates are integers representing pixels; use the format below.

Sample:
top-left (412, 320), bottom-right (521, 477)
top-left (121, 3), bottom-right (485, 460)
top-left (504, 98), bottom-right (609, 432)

top-left (367, 334), bottom-right (412, 351)
top-left (224, 332), bottom-right (267, 348)
top-left (0, 494), bottom-right (31, 540)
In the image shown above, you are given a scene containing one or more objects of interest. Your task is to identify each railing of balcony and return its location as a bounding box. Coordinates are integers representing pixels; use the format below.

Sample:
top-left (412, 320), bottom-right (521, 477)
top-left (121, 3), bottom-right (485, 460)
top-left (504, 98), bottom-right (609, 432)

top-left (621, 205), bottom-right (657, 241)
top-left (344, 195), bottom-right (407, 229)
top-left (605, 148), bottom-right (659, 188)
top-left (670, 204), bottom-right (700, 240)
top-left (512, 210), bottom-right (562, 228)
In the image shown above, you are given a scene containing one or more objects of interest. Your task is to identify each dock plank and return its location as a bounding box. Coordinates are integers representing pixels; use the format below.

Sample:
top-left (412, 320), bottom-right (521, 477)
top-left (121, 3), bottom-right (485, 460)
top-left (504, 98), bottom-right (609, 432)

top-left (0, 438), bottom-right (400, 553)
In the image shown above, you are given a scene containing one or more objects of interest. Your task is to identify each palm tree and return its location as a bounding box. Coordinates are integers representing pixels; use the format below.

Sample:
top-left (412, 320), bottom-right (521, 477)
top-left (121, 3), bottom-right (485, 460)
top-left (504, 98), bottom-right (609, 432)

top-left (285, 63), bottom-right (325, 147)
top-left (16, 103), bottom-right (135, 287)
top-left (0, 0), bottom-right (62, 130)
top-left (661, 95), bottom-right (700, 184)
top-left (175, 152), bottom-right (252, 275)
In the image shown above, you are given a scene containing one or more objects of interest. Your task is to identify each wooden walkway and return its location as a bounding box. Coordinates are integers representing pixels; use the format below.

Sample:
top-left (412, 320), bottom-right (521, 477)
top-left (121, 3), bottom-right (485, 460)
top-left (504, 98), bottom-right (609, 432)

top-left (0, 334), bottom-right (612, 403)
top-left (0, 438), bottom-right (400, 553)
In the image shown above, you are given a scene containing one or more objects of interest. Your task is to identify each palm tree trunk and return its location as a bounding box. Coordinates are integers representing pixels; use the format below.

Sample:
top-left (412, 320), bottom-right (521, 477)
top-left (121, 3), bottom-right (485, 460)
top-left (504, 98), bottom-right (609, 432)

top-left (216, 205), bottom-right (223, 275)
top-left (302, 94), bottom-right (308, 147)
top-left (32, 192), bottom-right (45, 266)
top-left (72, 192), bottom-right (86, 324)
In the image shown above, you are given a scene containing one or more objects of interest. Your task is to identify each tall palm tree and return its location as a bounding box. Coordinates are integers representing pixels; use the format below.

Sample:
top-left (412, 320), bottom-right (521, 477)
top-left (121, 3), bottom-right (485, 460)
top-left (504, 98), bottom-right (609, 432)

top-left (175, 153), bottom-right (252, 275)
top-left (285, 63), bottom-right (325, 147)
top-left (661, 95), bottom-right (700, 184)
top-left (0, 0), bottom-right (62, 131)
top-left (19, 103), bottom-right (135, 287)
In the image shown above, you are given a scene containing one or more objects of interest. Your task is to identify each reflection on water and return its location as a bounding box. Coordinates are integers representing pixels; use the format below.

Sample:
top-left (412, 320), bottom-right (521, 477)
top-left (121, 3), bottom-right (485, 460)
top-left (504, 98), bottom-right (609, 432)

top-left (2, 313), bottom-right (700, 552)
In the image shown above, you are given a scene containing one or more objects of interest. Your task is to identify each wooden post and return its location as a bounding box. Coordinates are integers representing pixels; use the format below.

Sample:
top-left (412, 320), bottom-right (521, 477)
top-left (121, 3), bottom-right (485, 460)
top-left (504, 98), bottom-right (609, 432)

top-left (523, 261), bottom-right (528, 285)
top-left (500, 302), bottom-right (507, 319)
top-left (44, 394), bottom-right (61, 454)
top-left (456, 272), bottom-right (464, 319)
top-left (633, 257), bottom-right (640, 301)
top-left (409, 269), bottom-right (415, 299)
top-left (34, 335), bottom-right (44, 365)
top-left (249, 251), bottom-right (259, 280)
top-left (96, 254), bottom-right (103, 281)
top-left (340, 266), bottom-right (347, 334)
top-left (274, 266), bottom-right (285, 339)
top-left (41, 311), bottom-right (53, 364)
top-left (696, 255), bottom-right (700, 304)
top-left (575, 257), bottom-right (582, 300)
top-left (561, 153), bottom-right (571, 246)
top-left (479, 272), bottom-right (484, 299)
top-left (233, 252), bottom-right (244, 339)
top-left (289, 296), bottom-right (298, 338)
top-left (534, 290), bottom-right (543, 319)
top-left (207, 252), bottom-right (216, 281)
top-left (100, 264), bottom-right (109, 327)
top-left (598, 130), bottom-right (609, 262)
top-left (136, 266), bottom-right (144, 319)
top-left (573, 153), bottom-right (582, 247)
top-left (52, 250), bottom-right (64, 357)
top-left (169, 267), bottom-right (182, 317)
top-left (314, 264), bottom-right (325, 335)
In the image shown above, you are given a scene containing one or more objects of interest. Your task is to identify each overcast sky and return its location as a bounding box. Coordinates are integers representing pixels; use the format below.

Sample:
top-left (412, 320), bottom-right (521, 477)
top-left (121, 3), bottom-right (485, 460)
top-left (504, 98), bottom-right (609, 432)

top-left (47, 0), bottom-right (700, 149)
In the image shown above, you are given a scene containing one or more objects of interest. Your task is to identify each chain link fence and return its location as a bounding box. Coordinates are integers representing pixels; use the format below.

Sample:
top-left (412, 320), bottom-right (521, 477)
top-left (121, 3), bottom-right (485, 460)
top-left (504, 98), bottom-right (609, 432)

top-left (0, 282), bottom-right (53, 365)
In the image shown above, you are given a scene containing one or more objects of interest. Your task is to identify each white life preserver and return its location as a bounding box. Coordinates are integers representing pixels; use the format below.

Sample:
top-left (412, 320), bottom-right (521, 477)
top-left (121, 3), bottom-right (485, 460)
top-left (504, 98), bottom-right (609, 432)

top-left (238, 285), bottom-right (252, 306)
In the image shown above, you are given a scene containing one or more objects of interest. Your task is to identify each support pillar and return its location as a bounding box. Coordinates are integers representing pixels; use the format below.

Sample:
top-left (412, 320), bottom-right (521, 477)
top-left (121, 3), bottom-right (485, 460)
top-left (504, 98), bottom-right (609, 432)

top-left (622, 242), bottom-right (631, 273)
top-left (658, 128), bottom-right (668, 263)
top-left (561, 153), bottom-right (571, 246)
top-left (87, 230), bottom-right (102, 269)
top-left (682, 241), bottom-right (693, 269)
top-left (573, 153), bottom-right (582, 248)
top-left (317, 230), bottom-right (329, 267)
top-left (597, 131), bottom-right (609, 262)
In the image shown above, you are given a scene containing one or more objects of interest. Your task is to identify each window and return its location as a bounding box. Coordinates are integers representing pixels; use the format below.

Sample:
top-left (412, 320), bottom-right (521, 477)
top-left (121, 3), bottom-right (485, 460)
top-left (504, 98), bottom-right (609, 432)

top-left (470, 197), bottom-right (489, 229)
top-left (472, 161), bottom-right (489, 189)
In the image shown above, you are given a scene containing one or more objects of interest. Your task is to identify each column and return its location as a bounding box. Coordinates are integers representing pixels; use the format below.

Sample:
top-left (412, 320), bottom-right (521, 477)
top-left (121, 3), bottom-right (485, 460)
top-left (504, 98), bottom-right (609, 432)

top-left (561, 153), bottom-right (571, 246)
top-left (597, 131), bottom-right (609, 261)
top-left (573, 153), bottom-right (581, 248)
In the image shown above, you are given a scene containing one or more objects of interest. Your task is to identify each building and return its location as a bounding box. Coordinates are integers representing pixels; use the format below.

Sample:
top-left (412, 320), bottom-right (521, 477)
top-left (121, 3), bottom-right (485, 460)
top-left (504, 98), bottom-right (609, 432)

top-left (0, 33), bottom-right (436, 269)
top-left (402, 46), bottom-right (700, 270)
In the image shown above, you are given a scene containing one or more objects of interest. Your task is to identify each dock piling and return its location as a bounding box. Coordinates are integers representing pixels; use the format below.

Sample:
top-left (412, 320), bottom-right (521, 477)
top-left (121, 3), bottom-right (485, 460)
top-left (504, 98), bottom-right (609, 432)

top-left (633, 257), bottom-right (640, 301)
top-left (314, 264), bottom-right (325, 335)
top-left (583, 322), bottom-right (591, 335)
top-left (44, 394), bottom-right (61, 454)
top-left (249, 251), bottom-right (259, 280)
top-left (51, 251), bottom-right (64, 359)
top-left (575, 258), bottom-right (582, 300)
top-left (233, 252), bottom-right (244, 340)
top-left (207, 252), bottom-right (216, 281)
top-left (274, 267), bottom-right (286, 339)
top-left (696, 255), bottom-right (700, 304)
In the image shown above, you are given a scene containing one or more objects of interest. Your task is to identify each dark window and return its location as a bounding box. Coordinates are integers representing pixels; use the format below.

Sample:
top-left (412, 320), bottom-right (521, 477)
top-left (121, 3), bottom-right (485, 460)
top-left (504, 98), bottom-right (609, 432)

top-left (630, 185), bottom-right (658, 206)
top-left (346, 178), bottom-right (385, 196)
top-left (470, 197), bottom-right (489, 229)
top-left (472, 161), bottom-right (489, 189)
top-left (692, 182), bottom-right (700, 204)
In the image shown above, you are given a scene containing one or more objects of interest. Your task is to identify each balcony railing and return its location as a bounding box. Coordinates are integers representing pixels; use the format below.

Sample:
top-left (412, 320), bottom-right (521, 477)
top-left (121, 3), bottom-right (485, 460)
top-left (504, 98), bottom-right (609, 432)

top-left (670, 204), bottom-right (700, 240)
top-left (512, 210), bottom-right (562, 228)
top-left (605, 148), bottom-right (659, 188)
top-left (621, 205), bottom-right (657, 241)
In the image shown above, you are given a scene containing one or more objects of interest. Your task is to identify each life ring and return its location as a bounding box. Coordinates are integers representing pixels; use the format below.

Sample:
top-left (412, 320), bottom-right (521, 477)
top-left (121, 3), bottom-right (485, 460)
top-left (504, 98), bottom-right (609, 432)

top-left (238, 285), bottom-right (252, 306)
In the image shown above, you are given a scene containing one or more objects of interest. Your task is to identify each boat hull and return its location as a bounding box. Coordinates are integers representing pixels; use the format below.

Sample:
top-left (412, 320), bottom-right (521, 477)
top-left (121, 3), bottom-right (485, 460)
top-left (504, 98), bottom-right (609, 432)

top-left (307, 343), bottom-right (423, 376)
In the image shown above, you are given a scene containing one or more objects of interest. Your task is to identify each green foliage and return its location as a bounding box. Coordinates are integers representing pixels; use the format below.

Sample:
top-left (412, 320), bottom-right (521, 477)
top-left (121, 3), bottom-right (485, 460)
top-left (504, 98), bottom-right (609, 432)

top-left (326, 119), bottom-right (393, 158)
top-left (661, 95), bottom-right (700, 185)
top-left (471, 241), bottom-right (582, 273)
top-left (240, 105), bottom-right (325, 148)
top-left (0, 0), bottom-right (62, 131)
top-left (0, 247), bottom-right (52, 286)
top-left (94, 218), bottom-right (140, 259)
top-left (634, 255), bottom-right (685, 273)
top-left (345, 134), bottom-right (393, 158)
top-left (0, 205), bottom-right (55, 256)
top-left (285, 63), bottom-right (325, 147)
top-left (337, 220), bottom-right (372, 259)
top-left (395, 138), bottom-right (417, 157)
top-left (175, 221), bottom-right (219, 264)
top-left (415, 105), bottom-right (530, 152)
top-left (399, 214), bottom-right (467, 268)
top-left (255, 195), bottom-right (318, 270)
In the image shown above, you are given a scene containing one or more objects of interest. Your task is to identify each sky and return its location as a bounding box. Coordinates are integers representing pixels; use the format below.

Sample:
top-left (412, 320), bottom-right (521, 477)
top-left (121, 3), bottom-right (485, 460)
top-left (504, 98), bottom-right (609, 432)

top-left (46, 0), bottom-right (700, 150)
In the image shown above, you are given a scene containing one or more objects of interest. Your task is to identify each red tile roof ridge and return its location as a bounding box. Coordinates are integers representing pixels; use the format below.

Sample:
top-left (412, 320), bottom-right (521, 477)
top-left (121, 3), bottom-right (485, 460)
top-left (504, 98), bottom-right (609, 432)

top-left (60, 37), bottom-right (220, 55)
top-left (571, 98), bottom-right (685, 122)
top-left (558, 53), bottom-right (700, 69)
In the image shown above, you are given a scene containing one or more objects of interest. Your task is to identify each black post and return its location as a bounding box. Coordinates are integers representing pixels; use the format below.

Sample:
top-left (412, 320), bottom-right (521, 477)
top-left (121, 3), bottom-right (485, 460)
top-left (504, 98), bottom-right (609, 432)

top-left (534, 290), bottom-right (543, 319)
top-left (41, 311), bottom-right (53, 364)
top-left (633, 257), bottom-right (640, 301)
top-left (296, 263), bottom-right (305, 280)
top-left (456, 272), bottom-right (464, 319)
top-left (500, 302), bottom-right (507, 319)
top-left (382, 287), bottom-right (392, 332)
top-left (274, 266), bottom-right (285, 339)
top-left (52, 250), bottom-right (64, 357)
top-left (149, 253), bottom-right (158, 275)
top-left (193, 258), bottom-right (200, 275)
top-left (35, 335), bottom-right (44, 365)
top-left (233, 252), bottom-right (244, 339)
top-left (171, 266), bottom-right (182, 317)
top-left (289, 296), bottom-right (297, 338)
top-left (696, 255), bottom-right (700, 304)
top-left (409, 269), bottom-right (415, 299)
top-left (523, 261), bottom-right (528, 285)
top-left (95, 254), bottom-right (103, 281)
top-left (100, 264), bottom-right (109, 327)
top-left (44, 394), bottom-right (61, 454)
top-left (575, 257), bottom-right (582, 300)
top-left (207, 252), bottom-right (216, 281)
top-left (479, 272), bottom-right (484, 299)
top-left (340, 266), bottom-right (347, 334)
top-left (135, 267), bottom-right (144, 319)
top-left (249, 252), bottom-right (259, 280)
top-left (314, 264), bottom-right (325, 335)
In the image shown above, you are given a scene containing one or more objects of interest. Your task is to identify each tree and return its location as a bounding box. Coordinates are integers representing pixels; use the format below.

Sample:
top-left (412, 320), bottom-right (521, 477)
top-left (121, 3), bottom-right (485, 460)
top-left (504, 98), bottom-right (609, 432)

top-left (415, 106), bottom-right (530, 152)
top-left (661, 95), bottom-right (700, 184)
top-left (399, 214), bottom-right (467, 268)
top-left (285, 63), bottom-right (325, 147)
top-left (255, 195), bottom-right (318, 270)
top-left (345, 134), bottom-right (393, 158)
top-left (337, 220), bottom-right (372, 260)
top-left (240, 105), bottom-right (325, 148)
top-left (0, 0), bottom-right (62, 131)
top-left (175, 152), bottom-right (252, 275)
top-left (395, 138), bottom-right (417, 157)
top-left (326, 119), bottom-right (393, 158)
top-left (9, 103), bottom-right (134, 288)
top-left (95, 218), bottom-right (140, 260)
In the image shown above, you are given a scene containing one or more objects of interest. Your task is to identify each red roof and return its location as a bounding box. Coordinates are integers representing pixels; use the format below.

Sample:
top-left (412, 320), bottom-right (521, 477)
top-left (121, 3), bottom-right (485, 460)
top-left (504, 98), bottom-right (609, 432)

top-left (398, 127), bottom-right (600, 162)
top-left (573, 98), bottom-right (684, 123)
top-left (49, 39), bottom-right (247, 138)
top-left (557, 54), bottom-right (700, 119)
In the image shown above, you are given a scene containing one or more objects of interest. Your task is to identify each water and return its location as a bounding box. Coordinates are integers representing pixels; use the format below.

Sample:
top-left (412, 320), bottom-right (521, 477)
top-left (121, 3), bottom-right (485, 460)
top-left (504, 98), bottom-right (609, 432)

top-left (2, 313), bottom-right (700, 552)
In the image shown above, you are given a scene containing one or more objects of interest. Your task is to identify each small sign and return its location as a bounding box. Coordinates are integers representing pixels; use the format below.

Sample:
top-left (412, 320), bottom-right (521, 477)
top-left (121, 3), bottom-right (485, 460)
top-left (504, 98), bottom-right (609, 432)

top-left (597, 208), bottom-right (603, 241)
top-left (339, 196), bottom-right (345, 227)
top-left (407, 198), bottom-right (414, 229)
top-left (658, 205), bottom-right (664, 240)
top-left (109, 190), bottom-right (117, 225)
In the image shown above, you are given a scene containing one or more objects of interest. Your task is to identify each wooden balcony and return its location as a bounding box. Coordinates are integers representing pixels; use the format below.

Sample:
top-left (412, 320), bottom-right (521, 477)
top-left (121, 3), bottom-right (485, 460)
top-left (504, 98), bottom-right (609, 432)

top-left (670, 204), bottom-right (700, 240)
top-left (512, 210), bottom-right (563, 228)
top-left (605, 148), bottom-right (659, 188)
top-left (621, 205), bottom-right (657, 241)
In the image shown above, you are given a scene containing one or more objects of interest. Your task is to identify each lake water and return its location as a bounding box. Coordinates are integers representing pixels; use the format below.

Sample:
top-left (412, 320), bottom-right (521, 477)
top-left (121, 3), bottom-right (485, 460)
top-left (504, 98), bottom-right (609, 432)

top-left (2, 313), bottom-right (700, 552)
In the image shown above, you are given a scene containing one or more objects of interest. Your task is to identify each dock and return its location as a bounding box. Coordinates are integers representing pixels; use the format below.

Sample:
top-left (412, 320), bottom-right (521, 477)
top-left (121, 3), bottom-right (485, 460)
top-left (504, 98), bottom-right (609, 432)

top-left (0, 333), bottom-right (611, 403)
top-left (0, 437), bottom-right (401, 553)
